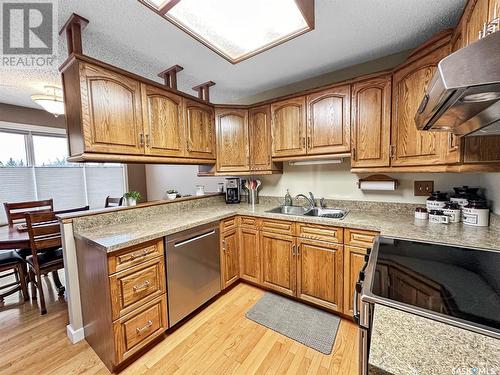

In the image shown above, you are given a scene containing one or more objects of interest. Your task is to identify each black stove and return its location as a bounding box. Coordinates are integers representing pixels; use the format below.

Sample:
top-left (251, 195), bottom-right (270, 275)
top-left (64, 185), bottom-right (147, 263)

top-left (361, 237), bottom-right (500, 338)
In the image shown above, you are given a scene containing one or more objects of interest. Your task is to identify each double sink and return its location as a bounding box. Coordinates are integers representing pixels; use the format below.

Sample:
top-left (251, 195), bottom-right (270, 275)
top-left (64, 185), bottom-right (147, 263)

top-left (266, 205), bottom-right (348, 220)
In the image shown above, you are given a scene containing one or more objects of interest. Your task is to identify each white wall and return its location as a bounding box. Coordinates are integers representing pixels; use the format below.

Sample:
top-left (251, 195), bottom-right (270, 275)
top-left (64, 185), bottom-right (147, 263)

top-left (257, 163), bottom-right (489, 205)
top-left (145, 163), bottom-right (499, 209)
top-left (480, 173), bottom-right (500, 214)
top-left (146, 165), bottom-right (226, 200)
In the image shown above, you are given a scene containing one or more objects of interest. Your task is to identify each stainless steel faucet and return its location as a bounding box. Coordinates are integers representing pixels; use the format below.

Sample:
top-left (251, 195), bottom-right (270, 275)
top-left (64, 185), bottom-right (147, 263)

top-left (295, 194), bottom-right (315, 210)
top-left (308, 192), bottom-right (316, 207)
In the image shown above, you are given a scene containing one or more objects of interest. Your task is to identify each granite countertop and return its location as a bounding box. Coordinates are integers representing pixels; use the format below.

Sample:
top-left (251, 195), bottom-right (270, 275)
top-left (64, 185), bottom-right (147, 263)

top-left (369, 305), bottom-right (500, 375)
top-left (74, 201), bottom-right (500, 253)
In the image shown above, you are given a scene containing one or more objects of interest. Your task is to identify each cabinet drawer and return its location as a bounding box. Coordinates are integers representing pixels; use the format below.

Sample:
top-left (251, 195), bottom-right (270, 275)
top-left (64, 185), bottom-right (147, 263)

top-left (240, 216), bottom-right (258, 229)
top-left (260, 219), bottom-right (295, 236)
top-left (221, 217), bottom-right (237, 232)
top-left (297, 223), bottom-right (343, 243)
top-left (344, 228), bottom-right (378, 248)
top-left (110, 256), bottom-right (166, 320)
top-left (108, 240), bottom-right (164, 274)
top-left (113, 295), bottom-right (167, 364)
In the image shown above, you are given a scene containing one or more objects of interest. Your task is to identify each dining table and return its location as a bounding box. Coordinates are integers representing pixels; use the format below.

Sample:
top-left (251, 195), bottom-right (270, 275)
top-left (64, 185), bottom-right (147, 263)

top-left (0, 224), bottom-right (30, 250)
top-left (0, 224), bottom-right (64, 293)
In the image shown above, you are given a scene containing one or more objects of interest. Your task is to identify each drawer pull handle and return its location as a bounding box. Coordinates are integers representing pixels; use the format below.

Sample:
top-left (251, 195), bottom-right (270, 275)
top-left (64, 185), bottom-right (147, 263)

top-left (130, 249), bottom-right (149, 260)
top-left (136, 320), bottom-right (153, 334)
top-left (133, 280), bottom-right (150, 291)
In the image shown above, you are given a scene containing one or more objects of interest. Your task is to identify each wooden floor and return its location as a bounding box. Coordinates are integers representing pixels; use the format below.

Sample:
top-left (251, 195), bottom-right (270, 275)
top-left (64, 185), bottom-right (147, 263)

top-left (0, 274), bottom-right (359, 374)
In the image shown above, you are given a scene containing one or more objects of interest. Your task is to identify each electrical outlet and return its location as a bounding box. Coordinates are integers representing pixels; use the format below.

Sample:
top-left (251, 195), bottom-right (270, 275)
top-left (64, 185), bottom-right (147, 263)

top-left (414, 181), bottom-right (434, 196)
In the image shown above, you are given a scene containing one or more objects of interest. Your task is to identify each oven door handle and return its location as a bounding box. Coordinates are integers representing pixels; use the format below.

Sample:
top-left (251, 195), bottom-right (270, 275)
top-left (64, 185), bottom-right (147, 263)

top-left (353, 281), bottom-right (362, 324)
top-left (353, 250), bottom-right (371, 324)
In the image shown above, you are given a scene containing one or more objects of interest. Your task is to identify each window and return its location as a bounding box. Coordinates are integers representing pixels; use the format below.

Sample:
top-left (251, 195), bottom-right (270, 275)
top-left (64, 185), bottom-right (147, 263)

top-left (0, 131), bottom-right (27, 166)
top-left (140, 0), bottom-right (314, 63)
top-left (32, 134), bottom-right (69, 166)
top-left (0, 127), bottom-right (126, 224)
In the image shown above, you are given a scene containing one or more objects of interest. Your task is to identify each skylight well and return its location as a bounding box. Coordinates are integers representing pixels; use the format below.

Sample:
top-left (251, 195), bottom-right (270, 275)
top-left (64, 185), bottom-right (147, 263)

top-left (140, 0), bottom-right (314, 64)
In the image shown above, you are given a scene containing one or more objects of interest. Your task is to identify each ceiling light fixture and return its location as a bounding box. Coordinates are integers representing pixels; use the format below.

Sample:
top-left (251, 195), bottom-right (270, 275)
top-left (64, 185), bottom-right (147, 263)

top-left (139, 0), bottom-right (314, 64)
top-left (31, 85), bottom-right (65, 117)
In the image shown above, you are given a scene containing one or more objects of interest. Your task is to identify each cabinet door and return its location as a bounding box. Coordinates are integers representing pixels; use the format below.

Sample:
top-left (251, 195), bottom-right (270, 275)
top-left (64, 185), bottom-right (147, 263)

top-left (465, 0), bottom-right (490, 46)
top-left (307, 85), bottom-right (351, 155)
top-left (80, 63), bottom-right (144, 155)
top-left (343, 245), bottom-right (368, 316)
top-left (271, 97), bottom-right (307, 157)
top-left (221, 228), bottom-right (239, 289)
top-left (297, 239), bottom-right (343, 312)
top-left (249, 105), bottom-right (273, 171)
top-left (184, 99), bottom-right (216, 160)
top-left (216, 108), bottom-right (249, 172)
top-left (261, 232), bottom-right (296, 296)
top-left (391, 43), bottom-right (451, 166)
top-left (351, 75), bottom-right (392, 168)
top-left (463, 135), bottom-right (500, 163)
top-left (141, 84), bottom-right (185, 157)
top-left (239, 227), bottom-right (261, 284)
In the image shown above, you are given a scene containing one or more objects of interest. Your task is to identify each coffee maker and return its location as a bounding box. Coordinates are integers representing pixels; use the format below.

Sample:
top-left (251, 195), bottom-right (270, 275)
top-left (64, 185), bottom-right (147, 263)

top-left (225, 178), bottom-right (241, 204)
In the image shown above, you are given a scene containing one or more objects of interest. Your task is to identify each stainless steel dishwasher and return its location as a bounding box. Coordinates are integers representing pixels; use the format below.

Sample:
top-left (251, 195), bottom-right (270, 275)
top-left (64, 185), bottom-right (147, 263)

top-left (165, 222), bottom-right (220, 327)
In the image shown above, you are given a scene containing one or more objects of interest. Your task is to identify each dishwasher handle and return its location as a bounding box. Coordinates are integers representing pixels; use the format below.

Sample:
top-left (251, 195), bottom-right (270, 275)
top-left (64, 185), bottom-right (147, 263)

top-left (173, 230), bottom-right (216, 248)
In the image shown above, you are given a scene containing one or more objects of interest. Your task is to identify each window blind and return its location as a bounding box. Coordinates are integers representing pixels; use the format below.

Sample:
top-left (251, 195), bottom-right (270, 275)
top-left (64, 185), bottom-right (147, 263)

top-left (85, 166), bottom-right (125, 208)
top-left (35, 167), bottom-right (87, 210)
top-left (0, 168), bottom-right (37, 224)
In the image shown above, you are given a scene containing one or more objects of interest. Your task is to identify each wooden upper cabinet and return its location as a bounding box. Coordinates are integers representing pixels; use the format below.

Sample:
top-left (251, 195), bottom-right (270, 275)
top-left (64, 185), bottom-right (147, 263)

top-left (463, 136), bottom-right (500, 163)
top-left (296, 239), bottom-right (343, 312)
top-left (391, 40), bottom-right (451, 167)
top-left (465, 0), bottom-right (490, 45)
top-left (351, 75), bottom-right (392, 168)
top-left (184, 99), bottom-right (216, 160)
top-left (306, 85), bottom-right (351, 155)
top-left (79, 63), bottom-right (144, 155)
top-left (216, 108), bottom-right (249, 172)
top-left (141, 84), bottom-right (185, 157)
top-left (249, 105), bottom-right (273, 171)
top-left (271, 97), bottom-right (307, 157)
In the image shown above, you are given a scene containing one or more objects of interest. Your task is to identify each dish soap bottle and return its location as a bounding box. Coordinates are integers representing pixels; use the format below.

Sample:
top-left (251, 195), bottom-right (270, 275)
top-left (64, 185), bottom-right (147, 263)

top-left (284, 189), bottom-right (293, 206)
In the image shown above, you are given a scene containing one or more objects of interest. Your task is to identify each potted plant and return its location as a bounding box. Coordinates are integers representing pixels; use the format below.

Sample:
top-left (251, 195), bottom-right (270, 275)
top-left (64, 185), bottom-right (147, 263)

top-left (166, 189), bottom-right (178, 200)
top-left (123, 191), bottom-right (141, 206)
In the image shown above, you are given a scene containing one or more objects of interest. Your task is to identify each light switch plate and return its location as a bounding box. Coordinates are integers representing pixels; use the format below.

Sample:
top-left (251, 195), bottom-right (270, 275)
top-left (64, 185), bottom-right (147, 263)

top-left (414, 181), bottom-right (434, 196)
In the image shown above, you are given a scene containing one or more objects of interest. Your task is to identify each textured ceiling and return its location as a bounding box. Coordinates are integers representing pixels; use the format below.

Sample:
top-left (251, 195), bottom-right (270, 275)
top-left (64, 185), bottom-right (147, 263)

top-left (0, 0), bottom-right (466, 110)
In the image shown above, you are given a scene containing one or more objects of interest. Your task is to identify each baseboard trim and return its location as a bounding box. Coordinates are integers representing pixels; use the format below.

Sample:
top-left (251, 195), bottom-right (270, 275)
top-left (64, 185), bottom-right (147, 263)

top-left (66, 324), bottom-right (85, 343)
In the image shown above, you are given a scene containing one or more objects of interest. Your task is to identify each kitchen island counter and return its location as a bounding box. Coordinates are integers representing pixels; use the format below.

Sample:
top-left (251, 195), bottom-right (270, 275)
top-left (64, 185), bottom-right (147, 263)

top-left (369, 305), bottom-right (500, 375)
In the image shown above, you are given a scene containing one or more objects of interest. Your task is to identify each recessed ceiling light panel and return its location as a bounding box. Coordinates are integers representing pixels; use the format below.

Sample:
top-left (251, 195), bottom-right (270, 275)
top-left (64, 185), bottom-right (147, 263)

top-left (139, 0), bottom-right (314, 63)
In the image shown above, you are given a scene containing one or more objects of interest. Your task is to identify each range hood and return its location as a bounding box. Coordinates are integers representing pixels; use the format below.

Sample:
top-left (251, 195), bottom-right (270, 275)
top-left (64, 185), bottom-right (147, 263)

top-left (415, 31), bottom-right (500, 136)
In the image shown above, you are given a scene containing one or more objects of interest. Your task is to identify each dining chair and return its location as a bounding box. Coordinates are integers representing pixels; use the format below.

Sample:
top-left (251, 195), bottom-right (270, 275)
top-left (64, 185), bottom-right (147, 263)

top-left (25, 211), bottom-right (65, 315)
top-left (105, 196), bottom-right (123, 208)
top-left (4, 199), bottom-right (54, 226)
top-left (0, 250), bottom-right (29, 303)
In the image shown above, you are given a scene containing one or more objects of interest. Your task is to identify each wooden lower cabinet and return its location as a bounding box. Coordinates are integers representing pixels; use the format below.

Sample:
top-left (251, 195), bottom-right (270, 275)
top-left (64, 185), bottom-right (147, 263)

top-left (113, 295), bottom-right (167, 364)
top-left (343, 245), bottom-right (369, 316)
top-left (76, 239), bottom-right (168, 371)
top-left (296, 238), bottom-right (343, 312)
top-left (239, 227), bottom-right (261, 284)
top-left (261, 231), bottom-right (296, 296)
top-left (220, 227), bottom-right (240, 289)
